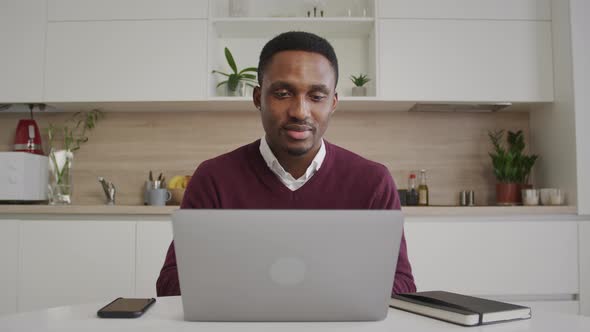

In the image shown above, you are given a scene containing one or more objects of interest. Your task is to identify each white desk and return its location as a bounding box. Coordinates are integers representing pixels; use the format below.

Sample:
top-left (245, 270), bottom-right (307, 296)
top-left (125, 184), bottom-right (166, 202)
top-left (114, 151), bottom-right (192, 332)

top-left (1, 296), bottom-right (589, 332)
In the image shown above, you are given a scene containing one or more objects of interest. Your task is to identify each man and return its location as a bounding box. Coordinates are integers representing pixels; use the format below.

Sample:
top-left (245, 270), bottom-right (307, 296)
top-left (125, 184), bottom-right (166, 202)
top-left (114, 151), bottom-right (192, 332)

top-left (157, 31), bottom-right (416, 296)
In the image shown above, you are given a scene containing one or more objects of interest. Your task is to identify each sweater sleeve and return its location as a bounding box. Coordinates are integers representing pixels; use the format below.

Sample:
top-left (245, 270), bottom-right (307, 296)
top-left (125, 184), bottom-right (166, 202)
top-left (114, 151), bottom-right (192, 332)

top-left (370, 166), bottom-right (417, 295)
top-left (156, 162), bottom-right (219, 297)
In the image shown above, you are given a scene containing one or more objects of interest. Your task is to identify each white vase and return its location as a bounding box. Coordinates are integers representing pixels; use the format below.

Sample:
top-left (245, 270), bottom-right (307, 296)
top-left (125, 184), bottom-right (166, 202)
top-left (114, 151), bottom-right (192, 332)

top-left (229, 0), bottom-right (249, 17)
top-left (226, 81), bottom-right (248, 96)
top-left (352, 86), bottom-right (367, 96)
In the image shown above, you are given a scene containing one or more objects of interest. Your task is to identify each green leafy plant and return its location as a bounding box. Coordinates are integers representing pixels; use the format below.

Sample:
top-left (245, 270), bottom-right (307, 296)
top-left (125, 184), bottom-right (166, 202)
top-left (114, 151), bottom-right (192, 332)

top-left (350, 74), bottom-right (371, 87)
top-left (488, 130), bottom-right (538, 184)
top-left (212, 47), bottom-right (258, 92)
top-left (47, 109), bottom-right (104, 152)
top-left (47, 109), bottom-right (104, 188)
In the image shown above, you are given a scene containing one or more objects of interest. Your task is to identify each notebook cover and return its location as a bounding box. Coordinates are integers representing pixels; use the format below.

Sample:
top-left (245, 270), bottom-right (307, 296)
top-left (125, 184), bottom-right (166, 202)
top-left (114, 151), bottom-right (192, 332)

top-left (390, 291), bottom-right (531, 326)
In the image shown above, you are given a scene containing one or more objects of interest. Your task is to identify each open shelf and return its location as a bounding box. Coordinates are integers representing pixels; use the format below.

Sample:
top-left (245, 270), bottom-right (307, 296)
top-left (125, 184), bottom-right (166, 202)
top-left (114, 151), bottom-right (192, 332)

top-left (211, 17), bottom-right (375, 38)
top-left (207, 1), bottom-right (377, 98)
top-left (25, 99), bottom-right (542, 112)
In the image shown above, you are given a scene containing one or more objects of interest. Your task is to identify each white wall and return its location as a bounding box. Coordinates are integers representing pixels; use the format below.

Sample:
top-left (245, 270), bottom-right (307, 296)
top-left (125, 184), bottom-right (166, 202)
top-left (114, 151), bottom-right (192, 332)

top-left (529, 2), bottom-right (589, 314)
top-left (571, 0), bottom-right (590, 216)
top-left (530, 0), bottom-right (578, 208)
top-left (571, 0), bottom-right (590, 315)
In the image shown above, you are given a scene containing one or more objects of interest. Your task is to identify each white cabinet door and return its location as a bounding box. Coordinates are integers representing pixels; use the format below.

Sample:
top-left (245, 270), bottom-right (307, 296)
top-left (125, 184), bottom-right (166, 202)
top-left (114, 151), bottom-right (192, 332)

top-left (19, 220), bottom-right (135, 312)
top-left (580, 220), bottom-right (590, 316)
top-left (0, 220), bottom-right (18, 315)
top-left (48, 0), bottom-right (208, 21)
top-left (379, 19), bottom-right (553, 102)
top-left (45, 20), bottom-right (207, 102)
top-left (404, 220), bottom-right (579, 296)
top-left (136, 221), bottom-right (173, 297)
top-left (0, 0), bottom-right (46, 102)
top-left (378, 0), bottom-right (551, 20)
top-left (515, 301), bottom-right (579, 315)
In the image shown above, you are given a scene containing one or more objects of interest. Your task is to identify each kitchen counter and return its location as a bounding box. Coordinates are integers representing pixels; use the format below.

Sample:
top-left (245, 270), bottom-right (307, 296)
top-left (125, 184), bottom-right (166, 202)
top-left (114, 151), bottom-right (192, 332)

top-left (0, 204), bottom-right (578, 218)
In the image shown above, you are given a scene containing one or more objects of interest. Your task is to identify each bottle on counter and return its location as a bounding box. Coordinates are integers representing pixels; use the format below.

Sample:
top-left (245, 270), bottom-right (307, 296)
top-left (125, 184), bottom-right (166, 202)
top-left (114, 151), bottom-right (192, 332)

top-left (418, 169), bottom-right (429, 206)
top-left (406, 173), bottom-right (419, 206)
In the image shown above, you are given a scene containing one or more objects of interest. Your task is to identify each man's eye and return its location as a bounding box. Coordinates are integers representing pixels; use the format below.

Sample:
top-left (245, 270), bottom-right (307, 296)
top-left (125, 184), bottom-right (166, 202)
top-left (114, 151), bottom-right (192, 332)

top-left (273, 91), bottom-right (291, 98)
top-left (310, 94), bottom-right (327, 102)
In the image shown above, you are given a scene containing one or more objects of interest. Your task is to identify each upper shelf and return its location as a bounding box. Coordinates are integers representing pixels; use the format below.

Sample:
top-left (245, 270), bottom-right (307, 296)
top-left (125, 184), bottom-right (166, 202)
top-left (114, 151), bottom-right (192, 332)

top-left (0, 100), bottom-right (544, 113)
top-left (43, 97), bottom-right (413, 112)
top-left (211, 17), bottom-right (375, 38)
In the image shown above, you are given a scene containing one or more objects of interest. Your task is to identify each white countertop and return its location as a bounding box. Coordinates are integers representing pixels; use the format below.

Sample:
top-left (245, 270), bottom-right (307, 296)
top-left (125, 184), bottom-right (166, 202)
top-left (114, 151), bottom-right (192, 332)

top-left (0, 296), bottom-right (588, 332)
top-left (0, 205), bottom-right (578, 217)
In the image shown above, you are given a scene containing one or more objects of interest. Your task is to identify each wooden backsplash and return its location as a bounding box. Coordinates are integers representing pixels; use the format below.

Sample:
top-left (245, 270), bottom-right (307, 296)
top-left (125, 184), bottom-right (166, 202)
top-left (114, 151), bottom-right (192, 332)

top-left (0, 110), bottom-right (529, 206)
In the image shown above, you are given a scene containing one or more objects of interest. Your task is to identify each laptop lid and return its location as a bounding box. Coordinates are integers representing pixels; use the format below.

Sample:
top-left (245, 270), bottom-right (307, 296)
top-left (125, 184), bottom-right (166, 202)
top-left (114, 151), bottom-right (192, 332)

top-left (172, 209), bottom-right (404, 322)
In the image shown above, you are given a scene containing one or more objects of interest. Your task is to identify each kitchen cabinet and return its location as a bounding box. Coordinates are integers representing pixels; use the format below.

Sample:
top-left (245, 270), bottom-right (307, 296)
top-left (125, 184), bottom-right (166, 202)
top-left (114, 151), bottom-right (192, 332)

top-left (378, 0), bottom-right (550, 20)
top-left (379, 19), bottom-right (553, 102)
top-left (0, 220), bottom-right (18, 315)
top-left (18, 220), bottom-right (135, 312)
top-left (0, 0), bottom-right (46, 102)
top-left (135, 221), bottom-right (173, 297)
top-left (404, 219), bottom-right (579, 296)
top-left (44, 20), bottom-right (208, 102)
top-left (48, 0), bottom-right (208, 21)
top-left (580, 220), bottom-right (590, 315)
top-left (0, 212), bottom-right (581, 314)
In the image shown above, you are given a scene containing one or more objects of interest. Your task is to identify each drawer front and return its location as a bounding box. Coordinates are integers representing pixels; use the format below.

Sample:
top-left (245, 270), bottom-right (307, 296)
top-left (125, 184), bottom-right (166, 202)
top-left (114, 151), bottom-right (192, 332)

top-left (19, 221), bottom-right (136, 311)
top-left (136, 221), bottom-right (173, 297)
top-left (404, 220), bottom-right (579, 296)
top-left (0, 220), bottom-right (18, 315)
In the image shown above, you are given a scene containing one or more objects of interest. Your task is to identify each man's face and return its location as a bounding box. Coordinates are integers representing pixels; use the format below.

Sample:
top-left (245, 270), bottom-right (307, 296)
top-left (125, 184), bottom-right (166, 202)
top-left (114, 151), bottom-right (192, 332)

top-left (254, 50), bottom-right (338, 157)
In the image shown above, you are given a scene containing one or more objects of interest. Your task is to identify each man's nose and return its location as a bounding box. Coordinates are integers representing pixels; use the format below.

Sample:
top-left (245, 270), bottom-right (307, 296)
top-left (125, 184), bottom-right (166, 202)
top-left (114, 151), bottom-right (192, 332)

top-left (288, 95), bottom-right (311, 120)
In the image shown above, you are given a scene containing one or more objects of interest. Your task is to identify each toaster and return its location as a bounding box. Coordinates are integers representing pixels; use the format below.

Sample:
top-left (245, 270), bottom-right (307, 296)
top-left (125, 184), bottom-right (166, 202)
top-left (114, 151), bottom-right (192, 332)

top-left (0, 152), bottom-right (48, 202)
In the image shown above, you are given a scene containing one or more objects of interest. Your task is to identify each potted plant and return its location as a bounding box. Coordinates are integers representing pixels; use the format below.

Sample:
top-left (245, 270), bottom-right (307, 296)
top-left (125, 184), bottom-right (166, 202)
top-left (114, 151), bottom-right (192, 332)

top-left (350, 74), bottom-right (370, 96)
top-left (212, 47), bottom-right (258, 96)
top-left (488, 130), bottom-right (538, 205)
top-left (46, 109), bottom-right (104, 205)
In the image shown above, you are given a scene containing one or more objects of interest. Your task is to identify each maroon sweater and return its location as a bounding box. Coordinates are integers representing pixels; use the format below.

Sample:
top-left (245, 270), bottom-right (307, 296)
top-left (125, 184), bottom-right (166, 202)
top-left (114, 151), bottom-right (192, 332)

top-left (156, 140), bottom-right (416, 296)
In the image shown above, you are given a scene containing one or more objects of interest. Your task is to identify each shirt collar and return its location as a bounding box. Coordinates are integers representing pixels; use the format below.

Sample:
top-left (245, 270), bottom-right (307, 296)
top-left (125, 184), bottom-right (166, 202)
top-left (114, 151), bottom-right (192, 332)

top-left (259, 136), bottom-right (326, 181)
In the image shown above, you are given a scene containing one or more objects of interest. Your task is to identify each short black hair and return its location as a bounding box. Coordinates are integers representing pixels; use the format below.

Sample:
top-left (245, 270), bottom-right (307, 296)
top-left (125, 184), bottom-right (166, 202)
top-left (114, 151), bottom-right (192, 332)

top-left (257, 31), bottom-right (339, 88)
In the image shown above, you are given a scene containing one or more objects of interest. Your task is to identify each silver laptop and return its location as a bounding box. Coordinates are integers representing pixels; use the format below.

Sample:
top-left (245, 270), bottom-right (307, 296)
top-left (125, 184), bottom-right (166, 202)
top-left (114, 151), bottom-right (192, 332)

top-left (172, 209), bottom-right (404, 322)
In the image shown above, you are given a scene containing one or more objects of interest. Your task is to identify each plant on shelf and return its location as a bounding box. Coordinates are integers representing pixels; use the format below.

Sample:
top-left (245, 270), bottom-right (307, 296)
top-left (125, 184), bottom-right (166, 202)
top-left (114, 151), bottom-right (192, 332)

top-left (212, 47), bottom-right (258, 96)
top-left (350, 73), bottom-right (371, 96)
top-left (46, 109), bottom-right (104, 205)
top-left (488, 129), bottom-right (538, 206)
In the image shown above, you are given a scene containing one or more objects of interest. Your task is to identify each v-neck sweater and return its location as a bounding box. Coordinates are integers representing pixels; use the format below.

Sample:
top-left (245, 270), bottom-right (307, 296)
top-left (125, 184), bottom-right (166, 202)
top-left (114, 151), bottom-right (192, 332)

top-left (157, 140), bottom-right (416, 297)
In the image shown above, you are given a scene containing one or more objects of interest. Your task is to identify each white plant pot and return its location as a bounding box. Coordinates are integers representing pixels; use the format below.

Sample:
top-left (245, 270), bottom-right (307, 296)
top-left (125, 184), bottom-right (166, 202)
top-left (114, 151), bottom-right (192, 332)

top-left (226, 81), bottom-right (249, 97)
top-left (352, 86), bottom-right (367, 96)
top-left (229, 0), bottom-right (249, 17)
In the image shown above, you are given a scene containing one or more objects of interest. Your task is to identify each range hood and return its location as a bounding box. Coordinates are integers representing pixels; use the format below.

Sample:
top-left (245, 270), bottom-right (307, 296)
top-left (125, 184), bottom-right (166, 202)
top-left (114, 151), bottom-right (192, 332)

top-left (409, 102), bottom-right (512, 113)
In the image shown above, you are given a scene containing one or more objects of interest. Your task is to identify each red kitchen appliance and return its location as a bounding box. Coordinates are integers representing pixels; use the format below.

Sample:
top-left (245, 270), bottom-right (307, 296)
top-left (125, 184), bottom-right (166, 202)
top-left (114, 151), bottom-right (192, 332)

top-left (13, 104), bottom-right (44, 155)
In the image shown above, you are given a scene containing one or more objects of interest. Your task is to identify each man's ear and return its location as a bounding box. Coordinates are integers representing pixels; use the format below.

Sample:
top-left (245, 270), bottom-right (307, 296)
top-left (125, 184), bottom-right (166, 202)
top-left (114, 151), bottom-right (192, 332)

top-left (331, 92), bottom-right (339, 115)
top-left (253, 86), bottom-right (262, 111)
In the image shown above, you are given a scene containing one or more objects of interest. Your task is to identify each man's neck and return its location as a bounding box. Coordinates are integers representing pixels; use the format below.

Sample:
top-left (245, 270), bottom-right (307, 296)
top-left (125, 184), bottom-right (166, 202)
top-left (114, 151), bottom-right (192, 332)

top-left (267, 139), bottom-right (321, 179)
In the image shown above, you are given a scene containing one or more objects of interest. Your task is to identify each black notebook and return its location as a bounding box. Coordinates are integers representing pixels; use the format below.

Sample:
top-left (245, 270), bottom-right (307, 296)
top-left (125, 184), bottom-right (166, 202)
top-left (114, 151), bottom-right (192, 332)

top-left (390, 291), bottom-right (532, 326)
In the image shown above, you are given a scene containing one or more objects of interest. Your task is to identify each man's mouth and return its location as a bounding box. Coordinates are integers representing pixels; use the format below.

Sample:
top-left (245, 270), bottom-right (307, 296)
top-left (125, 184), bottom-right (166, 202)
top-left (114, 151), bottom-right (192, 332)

top-left (283, 124), bottom-right (313, 140)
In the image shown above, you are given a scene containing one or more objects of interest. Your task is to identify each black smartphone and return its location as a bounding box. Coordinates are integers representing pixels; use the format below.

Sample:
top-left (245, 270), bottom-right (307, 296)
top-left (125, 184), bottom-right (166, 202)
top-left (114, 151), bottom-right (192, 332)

top-left (97, 297), bottom-right (156, 318)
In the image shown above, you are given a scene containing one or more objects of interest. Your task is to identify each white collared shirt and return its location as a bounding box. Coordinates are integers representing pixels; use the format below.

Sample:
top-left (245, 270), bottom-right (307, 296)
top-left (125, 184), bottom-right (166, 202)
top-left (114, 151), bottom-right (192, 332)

top-left (259, 136), bottom-right (326, 191)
